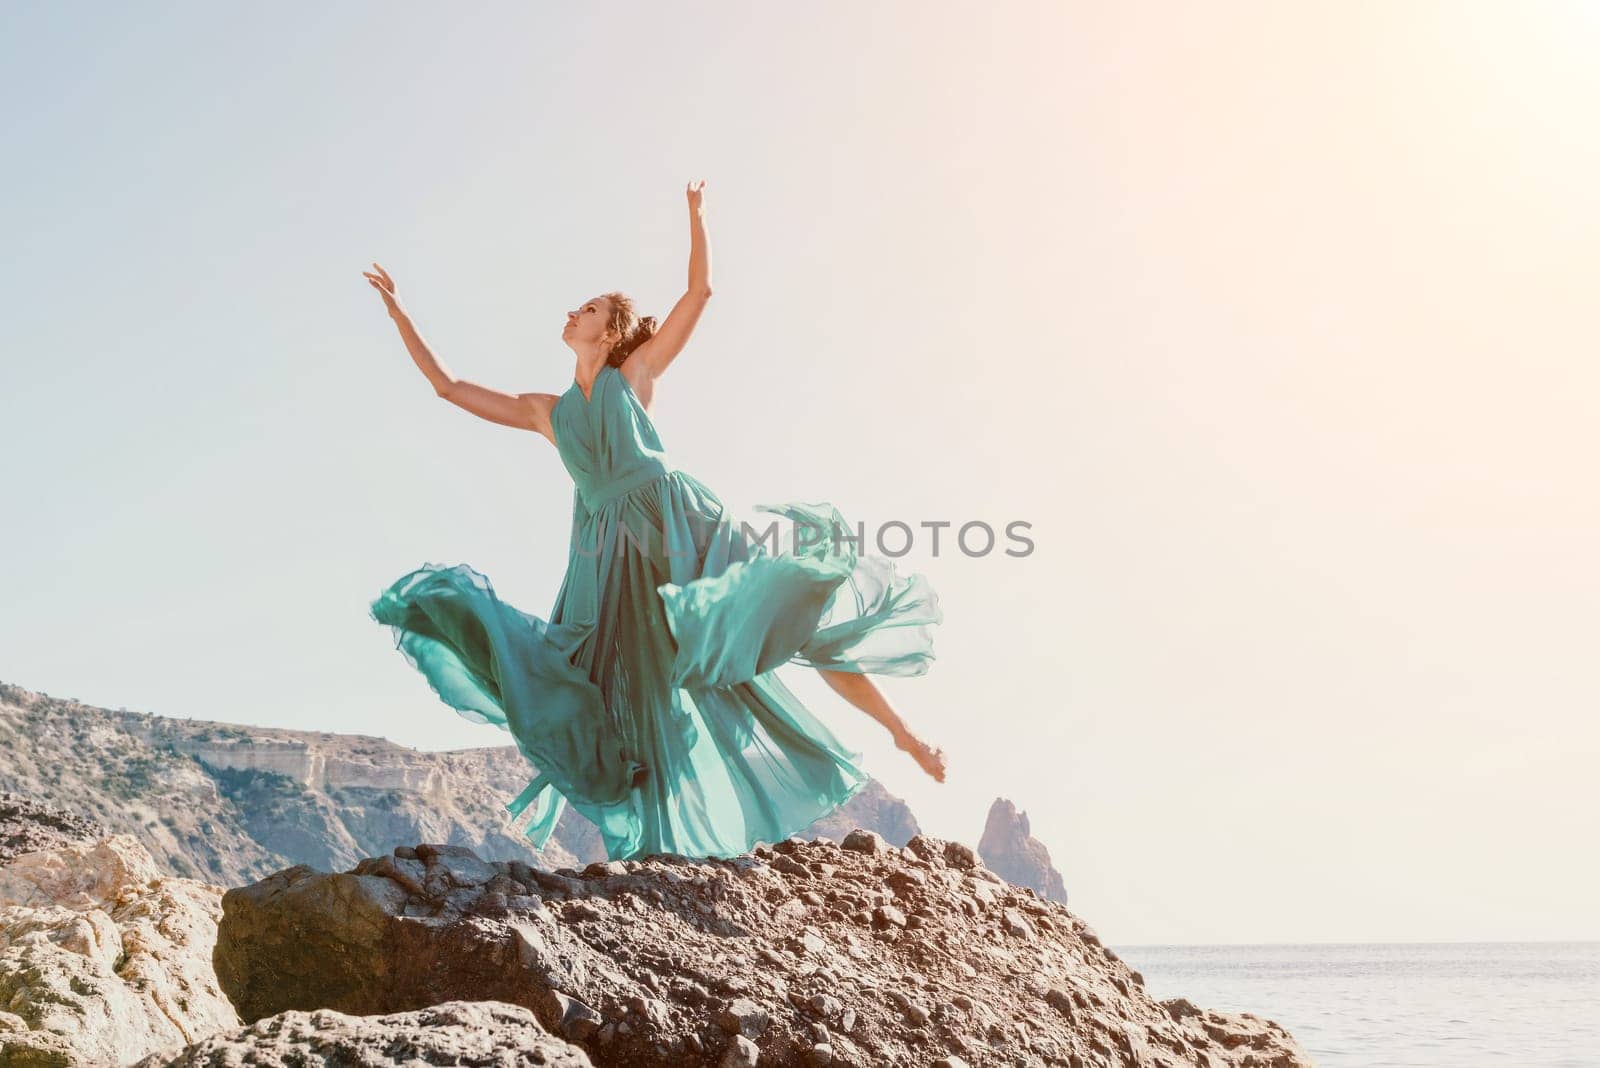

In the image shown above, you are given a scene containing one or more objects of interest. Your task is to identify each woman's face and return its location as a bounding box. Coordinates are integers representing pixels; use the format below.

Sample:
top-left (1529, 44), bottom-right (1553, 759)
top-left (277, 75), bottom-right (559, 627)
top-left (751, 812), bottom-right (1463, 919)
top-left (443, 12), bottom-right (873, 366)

top-left (563, 296), bottom-right (614, 350)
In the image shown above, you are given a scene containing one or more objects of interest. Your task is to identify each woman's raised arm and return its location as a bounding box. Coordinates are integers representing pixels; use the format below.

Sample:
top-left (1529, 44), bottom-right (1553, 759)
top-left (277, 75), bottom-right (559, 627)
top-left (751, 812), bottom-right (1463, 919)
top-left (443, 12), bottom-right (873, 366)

top-left (363, 262), bottom-right (558, 442)
top-left (629, 182), bottom-right (714, 382)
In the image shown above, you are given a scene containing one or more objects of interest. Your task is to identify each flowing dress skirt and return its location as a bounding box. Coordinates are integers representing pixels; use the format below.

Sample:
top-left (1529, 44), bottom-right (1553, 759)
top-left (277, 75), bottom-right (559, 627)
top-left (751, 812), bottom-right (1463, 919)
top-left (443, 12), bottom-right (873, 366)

top-left (370, 475), bottom-right (940, 861)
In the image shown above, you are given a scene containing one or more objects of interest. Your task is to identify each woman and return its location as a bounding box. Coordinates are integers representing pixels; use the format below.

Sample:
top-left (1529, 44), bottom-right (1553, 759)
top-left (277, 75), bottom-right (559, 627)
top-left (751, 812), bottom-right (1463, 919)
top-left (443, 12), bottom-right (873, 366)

top-left (363, 180), bottom-right (946, 862)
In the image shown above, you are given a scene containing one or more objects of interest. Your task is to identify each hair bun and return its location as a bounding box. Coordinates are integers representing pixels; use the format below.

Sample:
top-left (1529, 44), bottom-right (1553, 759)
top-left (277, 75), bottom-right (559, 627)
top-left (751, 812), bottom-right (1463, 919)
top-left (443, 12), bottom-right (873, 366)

top-left (601, 293), bottom-right (658, 367)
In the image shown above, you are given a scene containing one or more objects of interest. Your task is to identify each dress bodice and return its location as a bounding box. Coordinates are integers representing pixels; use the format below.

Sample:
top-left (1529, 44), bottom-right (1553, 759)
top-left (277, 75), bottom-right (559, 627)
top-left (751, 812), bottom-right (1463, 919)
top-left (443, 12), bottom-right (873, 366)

top-left (552, 365), bottom-right (673, 510)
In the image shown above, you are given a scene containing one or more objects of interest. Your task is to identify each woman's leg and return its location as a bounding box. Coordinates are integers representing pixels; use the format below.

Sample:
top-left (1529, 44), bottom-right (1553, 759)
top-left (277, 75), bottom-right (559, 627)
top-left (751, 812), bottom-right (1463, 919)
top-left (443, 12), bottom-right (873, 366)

top-left (815, 668), bottom-right (947, 782)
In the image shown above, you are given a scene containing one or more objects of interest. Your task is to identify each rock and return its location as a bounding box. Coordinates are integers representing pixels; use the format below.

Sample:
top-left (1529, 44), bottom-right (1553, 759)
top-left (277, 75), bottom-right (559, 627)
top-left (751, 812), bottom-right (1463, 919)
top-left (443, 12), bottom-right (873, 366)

top-left (0, 791), bottom-right (104, 863)
top-left (943, 841), bottom-right (978, 869)
top-left (1163, 996), bottom-right (1203, 1021)
top-left (547, 989), bottom-right (604, 1042)
top-left (904, 834), bottom-right (944, 862)
top-left (0, 826), bottom-right (240, 1067)
top-left (841, 828), bottom-right (887, 853)
top-left (129, 1000), bottom-right (591, 1067)
top-left (1002, 906), bottom-right (1037, 939)
top-left (887, 867), bottom-right (928, 896)
top-left (212, 862), bottom-right (412, 1022)
top-left (718, 996), bottom-right (770, 1038)
top-left (771, 854), bottom-right (810, 879)
top-left (808, 993), bottom-right (842, 1019)
top-left (721, 1032), bottom-right (760, 1067)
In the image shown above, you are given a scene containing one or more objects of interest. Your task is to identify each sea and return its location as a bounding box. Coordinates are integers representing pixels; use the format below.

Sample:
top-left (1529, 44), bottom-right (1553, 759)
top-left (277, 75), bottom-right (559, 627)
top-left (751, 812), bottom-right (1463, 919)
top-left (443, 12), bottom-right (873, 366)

top-left (1108, 942), bottom-right (1600, 1067)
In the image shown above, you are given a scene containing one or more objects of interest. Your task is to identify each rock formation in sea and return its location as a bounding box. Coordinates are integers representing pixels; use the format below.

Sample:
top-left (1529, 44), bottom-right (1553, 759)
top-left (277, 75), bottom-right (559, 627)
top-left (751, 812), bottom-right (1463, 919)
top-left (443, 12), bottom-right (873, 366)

top-left (979, 797), bottom-right (1070, 904)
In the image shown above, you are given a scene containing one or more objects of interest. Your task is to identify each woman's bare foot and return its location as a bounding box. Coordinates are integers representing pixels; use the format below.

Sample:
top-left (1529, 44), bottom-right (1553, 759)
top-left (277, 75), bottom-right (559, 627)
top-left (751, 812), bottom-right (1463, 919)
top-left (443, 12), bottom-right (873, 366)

top-left (894, 729), bottom-right (947, 783)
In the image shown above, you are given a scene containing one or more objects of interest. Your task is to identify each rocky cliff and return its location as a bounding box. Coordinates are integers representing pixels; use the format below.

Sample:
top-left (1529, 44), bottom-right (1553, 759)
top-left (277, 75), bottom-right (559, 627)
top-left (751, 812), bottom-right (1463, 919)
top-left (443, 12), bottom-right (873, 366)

top-left (0, 797), bottom-right (241, 1066)
top-left (0, 681), bottom-right (957, 886)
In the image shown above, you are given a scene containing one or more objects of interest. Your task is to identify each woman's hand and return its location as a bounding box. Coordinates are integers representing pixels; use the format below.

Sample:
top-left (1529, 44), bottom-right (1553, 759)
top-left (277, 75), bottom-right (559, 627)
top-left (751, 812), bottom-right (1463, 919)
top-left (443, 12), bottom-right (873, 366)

top-left (686, 179), bottom-right (706, 215)
top-left (362, 261), bottom-right (405, 318)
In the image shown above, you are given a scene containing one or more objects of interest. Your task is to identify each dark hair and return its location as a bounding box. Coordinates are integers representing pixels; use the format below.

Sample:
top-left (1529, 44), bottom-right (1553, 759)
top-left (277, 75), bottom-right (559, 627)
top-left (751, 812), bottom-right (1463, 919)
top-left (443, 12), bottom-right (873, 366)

top-left (601, 291), bottom-right (659, 368)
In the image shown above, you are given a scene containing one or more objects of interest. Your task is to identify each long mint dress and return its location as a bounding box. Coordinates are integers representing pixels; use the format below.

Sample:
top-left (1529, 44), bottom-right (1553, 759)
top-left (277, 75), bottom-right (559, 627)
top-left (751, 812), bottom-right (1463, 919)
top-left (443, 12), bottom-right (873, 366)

top-left (369, 364), bottom-right (941, 860)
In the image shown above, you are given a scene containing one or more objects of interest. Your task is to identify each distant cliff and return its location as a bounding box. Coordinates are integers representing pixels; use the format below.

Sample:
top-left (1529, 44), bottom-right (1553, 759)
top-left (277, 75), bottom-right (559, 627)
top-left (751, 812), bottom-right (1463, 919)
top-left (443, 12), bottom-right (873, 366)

top-left (0, 680), bottom-right (1050, 893)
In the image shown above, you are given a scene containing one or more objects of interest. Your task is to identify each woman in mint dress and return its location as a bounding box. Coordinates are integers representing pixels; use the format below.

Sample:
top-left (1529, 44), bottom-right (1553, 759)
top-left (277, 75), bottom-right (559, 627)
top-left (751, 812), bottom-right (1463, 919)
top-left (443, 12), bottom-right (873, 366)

top-left (362, 181), bottom-right (946, 861)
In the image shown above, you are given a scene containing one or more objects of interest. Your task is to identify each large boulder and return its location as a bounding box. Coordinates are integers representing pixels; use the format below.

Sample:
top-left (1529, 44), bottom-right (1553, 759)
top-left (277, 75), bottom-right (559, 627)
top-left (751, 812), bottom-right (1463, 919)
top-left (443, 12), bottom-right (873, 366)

top-left (0, 827), bottom-right (240, 1067)
top-left (207, 833), bottom-right (1312, 1066)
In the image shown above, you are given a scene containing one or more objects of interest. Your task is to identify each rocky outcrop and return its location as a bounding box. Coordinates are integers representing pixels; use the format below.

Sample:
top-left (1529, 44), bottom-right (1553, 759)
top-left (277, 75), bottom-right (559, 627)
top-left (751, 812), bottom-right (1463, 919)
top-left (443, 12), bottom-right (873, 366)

top-left (0, 780), bottom-right (1302, 1066)
top-left (0, 792), bottom-right (105, 865)
top-left (0, 799), bottom-right (240, 1067)
top-left (979, 798), bottom-right (1068, 904)
top-left (204, 832), bottom-right (1310, 1067)
top-left (129, 1001), bottom-right (593, 1067)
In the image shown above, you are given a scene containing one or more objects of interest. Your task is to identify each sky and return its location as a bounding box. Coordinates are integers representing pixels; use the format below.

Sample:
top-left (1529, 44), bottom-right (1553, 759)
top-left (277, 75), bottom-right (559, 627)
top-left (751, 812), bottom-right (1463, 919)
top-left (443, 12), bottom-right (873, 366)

top-left (2, 1), bottom-right (1597, 946)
